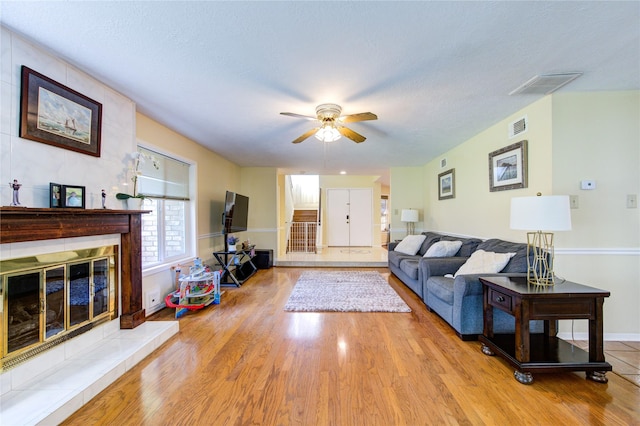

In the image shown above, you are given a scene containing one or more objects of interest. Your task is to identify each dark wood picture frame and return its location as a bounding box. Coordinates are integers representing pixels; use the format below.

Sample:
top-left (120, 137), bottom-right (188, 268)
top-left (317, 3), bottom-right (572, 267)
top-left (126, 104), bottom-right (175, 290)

top-left (61, 185), bottom-right (86, 208)
top-left (438, 168), bottom-right (455, 200)
top-left (489, 140), bottom-right (528, 192)
top-left (20, 66), bottom-right (102, 157)
top-left (49, 182), bottom-right (62, 208)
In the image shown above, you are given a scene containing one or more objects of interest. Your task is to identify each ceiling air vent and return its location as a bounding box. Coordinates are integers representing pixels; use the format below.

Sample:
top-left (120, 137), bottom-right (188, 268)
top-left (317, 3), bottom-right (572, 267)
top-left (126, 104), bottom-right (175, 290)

top-left (509, 116), bottom-right (528, 139)
top-left (509, 73), bottom-right (583, 95)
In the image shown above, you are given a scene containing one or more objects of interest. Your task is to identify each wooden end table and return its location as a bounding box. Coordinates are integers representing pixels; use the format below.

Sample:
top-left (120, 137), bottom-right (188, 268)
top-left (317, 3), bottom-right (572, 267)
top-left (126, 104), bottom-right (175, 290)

top-left (478, 276), bottom-right (612, 384)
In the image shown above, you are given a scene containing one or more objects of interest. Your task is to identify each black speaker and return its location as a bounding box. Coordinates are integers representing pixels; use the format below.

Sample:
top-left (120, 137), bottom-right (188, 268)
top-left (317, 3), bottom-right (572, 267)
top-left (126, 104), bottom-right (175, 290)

top-left (253, 249), bottom-right (273, 269)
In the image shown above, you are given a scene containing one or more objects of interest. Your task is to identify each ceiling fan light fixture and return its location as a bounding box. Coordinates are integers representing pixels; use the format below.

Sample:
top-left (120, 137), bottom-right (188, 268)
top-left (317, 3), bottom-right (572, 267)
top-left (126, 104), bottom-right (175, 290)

top-left (315, 123), bottom-right (342, 142)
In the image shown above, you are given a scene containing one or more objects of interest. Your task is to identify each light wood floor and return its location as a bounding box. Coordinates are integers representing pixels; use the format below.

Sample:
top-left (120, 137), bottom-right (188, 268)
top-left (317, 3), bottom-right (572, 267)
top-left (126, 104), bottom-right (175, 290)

top-left (63, 267), bottom-right (640, 425)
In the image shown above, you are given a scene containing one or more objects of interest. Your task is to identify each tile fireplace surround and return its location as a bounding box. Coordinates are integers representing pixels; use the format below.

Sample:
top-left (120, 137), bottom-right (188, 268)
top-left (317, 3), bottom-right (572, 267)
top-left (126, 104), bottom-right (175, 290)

top-left (0, 207), bottom-right (178, 424)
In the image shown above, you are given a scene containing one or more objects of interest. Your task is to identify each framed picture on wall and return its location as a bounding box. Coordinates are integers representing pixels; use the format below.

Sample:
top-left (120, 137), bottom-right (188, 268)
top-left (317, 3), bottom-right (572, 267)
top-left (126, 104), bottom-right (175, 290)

top-left (438, 168), bottom-right (455, 200)
top-left (20, 66), bottom-right (102, 157)
top-left (49, 182), bottom-right (62, 208)
top-left (489, 140), bottom-right (528, 192)
top-left (61, 185), bottom-right (86, 208)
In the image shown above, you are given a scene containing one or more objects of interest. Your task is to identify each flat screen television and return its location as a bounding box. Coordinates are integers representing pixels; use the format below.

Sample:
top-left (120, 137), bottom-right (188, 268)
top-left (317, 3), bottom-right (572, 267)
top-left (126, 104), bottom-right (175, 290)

top-left (223, 190), bottom-right (249, 234)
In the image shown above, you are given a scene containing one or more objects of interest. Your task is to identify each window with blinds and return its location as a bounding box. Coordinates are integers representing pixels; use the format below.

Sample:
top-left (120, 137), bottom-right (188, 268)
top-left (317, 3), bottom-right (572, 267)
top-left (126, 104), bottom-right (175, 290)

top-left (137, 146), bottom-right (193, 268)
top-left (137, 147), bottom-right (190, 200)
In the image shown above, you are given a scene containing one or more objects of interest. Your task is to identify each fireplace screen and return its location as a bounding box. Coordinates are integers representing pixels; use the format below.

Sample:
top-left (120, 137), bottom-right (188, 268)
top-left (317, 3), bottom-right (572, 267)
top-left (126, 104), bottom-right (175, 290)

top-left (2, 247), bottom-right (117, 367)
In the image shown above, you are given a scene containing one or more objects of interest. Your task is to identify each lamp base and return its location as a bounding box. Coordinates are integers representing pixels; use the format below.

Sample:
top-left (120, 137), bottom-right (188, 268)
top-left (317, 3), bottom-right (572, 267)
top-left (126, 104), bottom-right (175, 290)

top-left (526, 231), bottom-right (556, 286)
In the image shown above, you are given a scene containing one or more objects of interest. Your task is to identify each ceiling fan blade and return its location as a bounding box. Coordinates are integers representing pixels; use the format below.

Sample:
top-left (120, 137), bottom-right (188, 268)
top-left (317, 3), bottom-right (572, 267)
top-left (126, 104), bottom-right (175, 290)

top-left (292, 128), bottom-right (319, 144)
top-left (280, 112), bottom-right (317, 120)
top-left (339, 112), bottom-right (378, 123)
top-left (338, 126), bottom-right (366, 143)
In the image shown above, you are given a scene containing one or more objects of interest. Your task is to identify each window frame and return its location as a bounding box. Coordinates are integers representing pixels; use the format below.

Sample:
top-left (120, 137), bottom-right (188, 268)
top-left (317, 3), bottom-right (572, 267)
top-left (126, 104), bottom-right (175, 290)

top-left (136, 143), bottom-right (197, 276)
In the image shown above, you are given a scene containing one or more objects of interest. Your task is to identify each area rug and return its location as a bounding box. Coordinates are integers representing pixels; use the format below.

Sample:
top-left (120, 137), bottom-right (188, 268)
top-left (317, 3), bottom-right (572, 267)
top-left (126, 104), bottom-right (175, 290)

top-left (284, 271), bottom-right (411, 312)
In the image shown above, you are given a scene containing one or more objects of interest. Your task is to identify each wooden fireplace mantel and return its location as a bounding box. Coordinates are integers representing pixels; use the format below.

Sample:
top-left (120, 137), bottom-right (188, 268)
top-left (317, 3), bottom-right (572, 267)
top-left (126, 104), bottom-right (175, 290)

top-left (0, 207), bottom-right (149, 329)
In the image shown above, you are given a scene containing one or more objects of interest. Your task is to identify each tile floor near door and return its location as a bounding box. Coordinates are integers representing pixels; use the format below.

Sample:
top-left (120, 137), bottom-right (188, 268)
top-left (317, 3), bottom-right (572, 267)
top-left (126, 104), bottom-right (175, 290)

top-left (277, 246), bottom-right (640, 387)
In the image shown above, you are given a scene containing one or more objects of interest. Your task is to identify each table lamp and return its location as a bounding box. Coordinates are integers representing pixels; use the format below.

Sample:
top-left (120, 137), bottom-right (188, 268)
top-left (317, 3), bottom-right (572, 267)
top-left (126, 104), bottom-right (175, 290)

top-left (401, 209), bottom-right (419, 236)
top-left (510, 194), bottom-right (571, 286)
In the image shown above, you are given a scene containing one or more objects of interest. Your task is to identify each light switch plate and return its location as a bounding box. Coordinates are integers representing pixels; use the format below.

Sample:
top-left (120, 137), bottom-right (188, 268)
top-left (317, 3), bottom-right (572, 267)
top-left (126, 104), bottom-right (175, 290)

top-left (569, 195), bottom-right (579, 209)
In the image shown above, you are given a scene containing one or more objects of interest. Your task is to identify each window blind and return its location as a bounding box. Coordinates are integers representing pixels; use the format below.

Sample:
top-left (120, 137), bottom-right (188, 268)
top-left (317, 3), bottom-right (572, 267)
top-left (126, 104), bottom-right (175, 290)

top-left (137, 147), bottom-right (190, 200)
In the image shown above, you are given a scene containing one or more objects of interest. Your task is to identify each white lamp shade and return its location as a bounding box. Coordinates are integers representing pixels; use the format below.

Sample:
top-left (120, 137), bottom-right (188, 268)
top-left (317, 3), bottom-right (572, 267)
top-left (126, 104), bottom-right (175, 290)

top-left (401, 209), bottom-right (419, 223)
top-left (510, 195), bottom-right (572, 231)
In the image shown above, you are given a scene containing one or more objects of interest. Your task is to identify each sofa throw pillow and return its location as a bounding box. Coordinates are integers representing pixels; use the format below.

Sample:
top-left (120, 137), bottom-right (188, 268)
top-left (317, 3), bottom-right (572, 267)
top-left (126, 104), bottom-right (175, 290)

top-left (423, 240), bottom-right (463, 257)
top-left (453, 250), bottom-right (516, 277)
top-left (394, 234), bottom-right (427, 255)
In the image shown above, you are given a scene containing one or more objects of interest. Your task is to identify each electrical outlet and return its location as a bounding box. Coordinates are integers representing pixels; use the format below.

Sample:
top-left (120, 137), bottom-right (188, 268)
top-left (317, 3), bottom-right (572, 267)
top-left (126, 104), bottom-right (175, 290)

top-left (146, 290), bottom-right (161, 308)
top-left (627, 194), bottom-right (638, 209)
top-left (569, 195), bottom-right (579, 209)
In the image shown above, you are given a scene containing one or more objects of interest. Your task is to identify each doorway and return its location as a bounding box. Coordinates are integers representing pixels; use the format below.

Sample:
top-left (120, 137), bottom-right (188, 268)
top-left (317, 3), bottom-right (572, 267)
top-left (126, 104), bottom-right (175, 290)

top-left (326, 188), bottom-right (372, 246)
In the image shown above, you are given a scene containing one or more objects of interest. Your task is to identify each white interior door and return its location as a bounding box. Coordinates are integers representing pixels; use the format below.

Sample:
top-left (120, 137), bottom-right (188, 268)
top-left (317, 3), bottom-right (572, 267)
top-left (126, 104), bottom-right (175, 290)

top-left (327, 189), bottom-right (350, 246)
top-left (349, 189), bottom-right (372, 246)
top-left (326, 188), bottom-right (372, 247)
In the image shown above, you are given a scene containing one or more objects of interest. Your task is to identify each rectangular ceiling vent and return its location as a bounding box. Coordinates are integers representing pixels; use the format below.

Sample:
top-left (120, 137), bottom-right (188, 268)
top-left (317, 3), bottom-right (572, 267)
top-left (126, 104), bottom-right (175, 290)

top-left (509, 116), bottom-right (528, 138)
top-left (509, 73), bottom-right (583, 95)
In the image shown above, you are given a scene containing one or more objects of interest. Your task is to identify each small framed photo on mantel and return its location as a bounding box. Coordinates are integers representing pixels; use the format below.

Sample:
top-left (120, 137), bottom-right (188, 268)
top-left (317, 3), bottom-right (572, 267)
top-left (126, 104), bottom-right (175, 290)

top-left (61, 185), bottom-right (85, 208)
top-left (49, 182), bottom-right (62, 208)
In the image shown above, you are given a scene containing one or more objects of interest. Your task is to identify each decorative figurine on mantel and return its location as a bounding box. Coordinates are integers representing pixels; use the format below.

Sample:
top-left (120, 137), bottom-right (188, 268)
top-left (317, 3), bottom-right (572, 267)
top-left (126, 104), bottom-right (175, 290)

top-left (101, 189), bottom-right (107, 209)
top-left (9, 179), bottom-right (22, 206)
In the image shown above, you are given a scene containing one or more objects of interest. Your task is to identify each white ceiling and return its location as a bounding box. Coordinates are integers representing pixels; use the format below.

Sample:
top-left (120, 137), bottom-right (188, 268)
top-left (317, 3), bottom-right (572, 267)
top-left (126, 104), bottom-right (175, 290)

top-left (2, 1), bottom-right (639, 183)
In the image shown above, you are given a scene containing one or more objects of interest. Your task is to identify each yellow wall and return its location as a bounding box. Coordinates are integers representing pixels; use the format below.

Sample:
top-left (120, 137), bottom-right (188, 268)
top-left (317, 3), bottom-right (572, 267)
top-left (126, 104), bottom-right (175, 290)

top-left (240, 167), bottom-right (278, 250)
top-left (551, 92), bottom-right (640, 337)
top-left (390, 92), bottom-right (640, 338)
top-left (136, 113), bottom-right (241, 313)
top-left (389, 166), bottom-right (425, 241)
top-left (423, 96), bottom-right (553, 241)
top-left (136, 113), bottom-right (241, 259)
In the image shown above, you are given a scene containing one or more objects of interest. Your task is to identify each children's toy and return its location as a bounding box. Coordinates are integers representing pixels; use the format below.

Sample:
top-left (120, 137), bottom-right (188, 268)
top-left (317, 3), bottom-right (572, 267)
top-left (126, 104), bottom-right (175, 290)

top-left (165, 258), bottom-right (222, 318)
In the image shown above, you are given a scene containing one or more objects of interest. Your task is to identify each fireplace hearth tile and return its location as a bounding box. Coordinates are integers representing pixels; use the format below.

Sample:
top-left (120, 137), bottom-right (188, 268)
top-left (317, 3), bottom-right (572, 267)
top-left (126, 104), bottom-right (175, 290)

top-left (0, 320), bottom-right (178, 425)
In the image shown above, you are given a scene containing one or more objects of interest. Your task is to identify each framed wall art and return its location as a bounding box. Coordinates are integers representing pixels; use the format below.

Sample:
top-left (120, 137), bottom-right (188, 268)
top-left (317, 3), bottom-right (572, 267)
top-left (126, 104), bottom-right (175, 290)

top-left (20, 66), bottom-right (102, 157)
top-left (489, 140), bottom-right (528, 192)
top-left (61, 185), bottom-right (85, 208)
top-left (49, 182), bottom-right (62, 208)
top-left (438, 168), bottom-right (455, 200)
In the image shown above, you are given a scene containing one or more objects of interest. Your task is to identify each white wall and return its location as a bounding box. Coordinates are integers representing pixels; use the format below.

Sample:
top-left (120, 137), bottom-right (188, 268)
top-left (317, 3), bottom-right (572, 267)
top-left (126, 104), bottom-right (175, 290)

top-left (1, 27), bottom-right (137, 209)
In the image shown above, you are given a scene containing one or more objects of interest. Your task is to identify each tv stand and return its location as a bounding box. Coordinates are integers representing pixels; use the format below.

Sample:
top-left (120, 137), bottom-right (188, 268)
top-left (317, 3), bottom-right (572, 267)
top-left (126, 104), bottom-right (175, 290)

top-left (213, 247), bottom-right (257, 287)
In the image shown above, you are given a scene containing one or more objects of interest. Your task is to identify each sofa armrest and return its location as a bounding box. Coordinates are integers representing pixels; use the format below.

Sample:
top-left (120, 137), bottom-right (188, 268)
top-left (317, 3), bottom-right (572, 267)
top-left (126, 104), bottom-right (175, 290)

top-left (388, 241), bottom-right (399, 251)
top-left (420, 257), bottom-right (469, 281)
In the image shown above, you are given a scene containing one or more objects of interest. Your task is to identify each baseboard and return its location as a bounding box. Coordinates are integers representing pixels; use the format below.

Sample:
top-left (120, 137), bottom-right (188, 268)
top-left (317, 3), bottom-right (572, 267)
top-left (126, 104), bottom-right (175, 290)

top-left (557, 332), bottom-right (640, 342)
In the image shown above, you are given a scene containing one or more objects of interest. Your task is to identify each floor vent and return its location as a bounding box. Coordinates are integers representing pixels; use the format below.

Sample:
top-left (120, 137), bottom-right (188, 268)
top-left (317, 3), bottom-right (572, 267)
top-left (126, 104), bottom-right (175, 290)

top-left (509, 116), bottom-right (528, 138)
top-left (509, 73), bottom-right (582, 95)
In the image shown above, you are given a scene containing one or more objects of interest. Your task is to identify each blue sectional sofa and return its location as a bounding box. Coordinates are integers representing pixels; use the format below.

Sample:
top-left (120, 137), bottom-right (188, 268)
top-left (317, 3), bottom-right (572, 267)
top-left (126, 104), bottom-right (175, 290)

top-left (389, 231), bottom-right (543, 340)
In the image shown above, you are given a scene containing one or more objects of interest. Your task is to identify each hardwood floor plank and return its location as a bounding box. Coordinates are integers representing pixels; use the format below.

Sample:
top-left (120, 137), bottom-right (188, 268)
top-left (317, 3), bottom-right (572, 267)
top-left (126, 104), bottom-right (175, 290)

top-left (62, 267), bottom-right (640, 425)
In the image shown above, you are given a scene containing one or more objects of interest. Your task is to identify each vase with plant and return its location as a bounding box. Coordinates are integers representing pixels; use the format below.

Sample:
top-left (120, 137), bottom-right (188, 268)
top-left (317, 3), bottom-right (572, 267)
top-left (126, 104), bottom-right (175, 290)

top-left (116, 151), bottom-right (159, 209)
top-left (227, 235), bottom-right (239, 252)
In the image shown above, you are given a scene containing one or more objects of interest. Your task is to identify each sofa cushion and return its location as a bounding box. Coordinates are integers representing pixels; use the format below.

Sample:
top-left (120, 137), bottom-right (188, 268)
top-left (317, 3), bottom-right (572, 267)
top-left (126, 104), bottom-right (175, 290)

top-left (418, 232), bottom-right (442, 255)
top-left (388, 250), bottom-right (413, 268)
top-left (476, 238), bottom-right (528, 273)
top-left (454, 250), bottom-right (516, 277)
top-left (399, 259), bottom-right (420, 280)
top-left (426, 276), bottom-right (455, 304)
top-left (439, 235), bottom-right (482, 257)
top-left (424, 240), bottom-right (463, 257)
top-left (394, 234), bottom-right (426, 255)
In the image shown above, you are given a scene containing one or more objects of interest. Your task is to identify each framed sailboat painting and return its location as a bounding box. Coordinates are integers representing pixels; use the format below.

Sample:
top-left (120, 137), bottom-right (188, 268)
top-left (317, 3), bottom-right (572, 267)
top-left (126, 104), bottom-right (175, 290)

top-left (19, 66), bottom-right (102, 157)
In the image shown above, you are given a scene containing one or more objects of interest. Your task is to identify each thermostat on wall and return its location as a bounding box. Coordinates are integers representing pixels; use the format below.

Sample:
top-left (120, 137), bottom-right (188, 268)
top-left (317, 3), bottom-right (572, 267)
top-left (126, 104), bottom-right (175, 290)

top-left (581, 180), bottom-right (596, 190)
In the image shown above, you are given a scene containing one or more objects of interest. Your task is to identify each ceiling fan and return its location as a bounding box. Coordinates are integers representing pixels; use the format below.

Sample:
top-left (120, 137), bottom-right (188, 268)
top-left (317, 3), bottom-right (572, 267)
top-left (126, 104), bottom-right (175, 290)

top-left (280, 103), bottom-right (377, 144)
